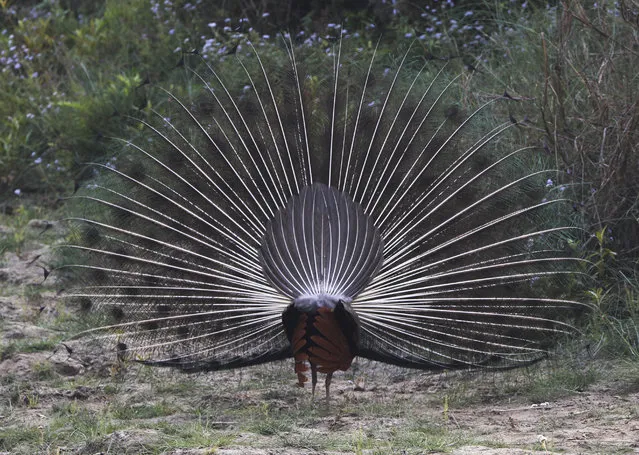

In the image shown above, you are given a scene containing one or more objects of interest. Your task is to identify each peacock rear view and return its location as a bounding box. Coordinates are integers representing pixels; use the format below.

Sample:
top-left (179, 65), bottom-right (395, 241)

top-left (61, 40), bottom-right (588, 399)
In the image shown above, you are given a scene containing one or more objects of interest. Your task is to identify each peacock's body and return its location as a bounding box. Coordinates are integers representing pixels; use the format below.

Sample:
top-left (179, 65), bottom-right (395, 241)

top-left (62, 40), bottom-right (587, 399)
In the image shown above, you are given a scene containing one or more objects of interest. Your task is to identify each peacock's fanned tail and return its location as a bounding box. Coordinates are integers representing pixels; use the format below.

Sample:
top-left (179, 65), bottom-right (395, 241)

top-left (60, 39), bottom-right (589, 376)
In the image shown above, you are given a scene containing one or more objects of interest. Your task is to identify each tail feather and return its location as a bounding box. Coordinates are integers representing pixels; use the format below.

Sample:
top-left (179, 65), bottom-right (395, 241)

top-left (59, 38), bottom-right (590, 372)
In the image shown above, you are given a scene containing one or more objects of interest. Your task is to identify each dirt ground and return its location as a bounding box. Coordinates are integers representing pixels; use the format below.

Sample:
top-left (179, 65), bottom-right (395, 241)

top-left (1, 225), bottom-right (639, 454)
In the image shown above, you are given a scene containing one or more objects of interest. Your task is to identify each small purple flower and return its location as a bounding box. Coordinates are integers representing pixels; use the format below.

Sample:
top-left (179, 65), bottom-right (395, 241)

top-left (169, 28), bottom-right (175, 35)
top-left (405, 32), bottom-right (413, 38)
top-left (262, 12), bottom-right (270, 17)
top-left (14, 188), bottom-right (21, 196)
top-left (545, 178), bottom-right (553, 187)
top-left (208, 22), bottom-right (217, 28)
top-left (34, 157), bottom-right (42, 164)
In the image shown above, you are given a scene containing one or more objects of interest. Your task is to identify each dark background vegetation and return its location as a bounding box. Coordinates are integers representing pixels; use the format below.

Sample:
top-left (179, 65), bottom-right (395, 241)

top-left (1, 0), bottom-right (638, 357)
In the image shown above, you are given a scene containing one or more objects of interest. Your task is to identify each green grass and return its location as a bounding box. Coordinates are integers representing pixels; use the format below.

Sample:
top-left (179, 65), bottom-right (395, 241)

top-left (1, 338), bottom-right (59, 358)
top-left (111, 401), bottom-right (177, 420)
top-left (0, 427), bottom-right (44, 454)
top-left (31, 360), bottom-right (56, 381)
top-left (504, 364), bottom-right (601, 403)
top-left (0, 205), bottom-right (49, 255)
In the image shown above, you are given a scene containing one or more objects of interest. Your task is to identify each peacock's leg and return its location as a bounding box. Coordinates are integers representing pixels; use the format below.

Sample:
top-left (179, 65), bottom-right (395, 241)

top-left (311, 364), bottom-right (318, 397)
top-left (325, 372), bottom-right (333, 402)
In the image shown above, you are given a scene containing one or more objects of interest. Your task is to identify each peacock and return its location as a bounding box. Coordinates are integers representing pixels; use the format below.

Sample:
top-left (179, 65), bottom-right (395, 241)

top-left (60, 38), bottom-right (588, 401)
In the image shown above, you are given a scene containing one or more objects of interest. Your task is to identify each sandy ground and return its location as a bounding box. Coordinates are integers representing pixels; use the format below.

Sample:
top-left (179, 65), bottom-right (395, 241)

top-left (1, 226), bottom-right (638, 454)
